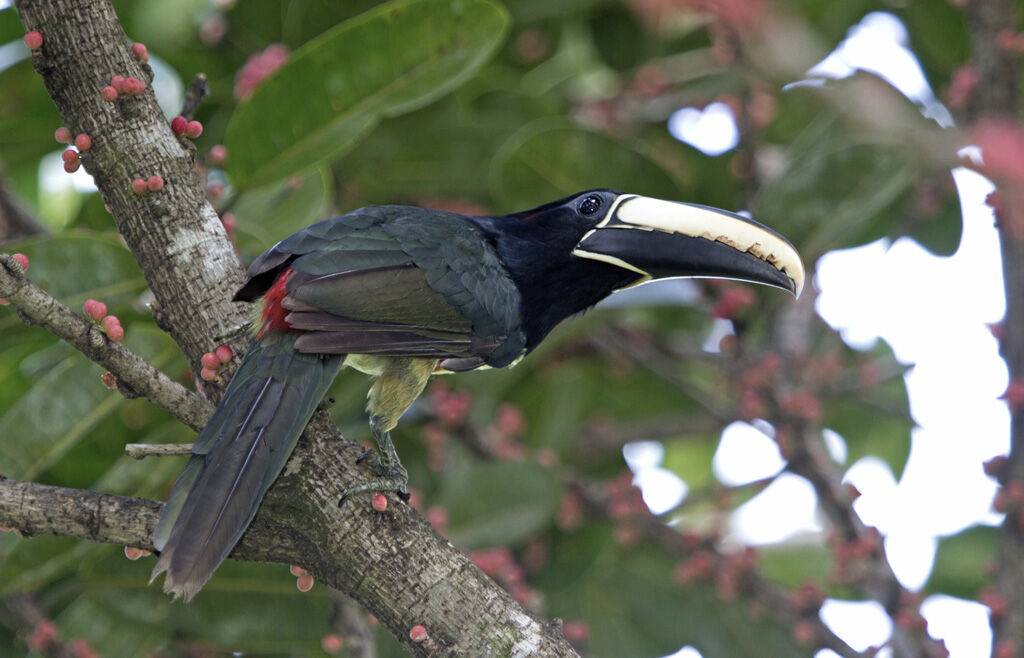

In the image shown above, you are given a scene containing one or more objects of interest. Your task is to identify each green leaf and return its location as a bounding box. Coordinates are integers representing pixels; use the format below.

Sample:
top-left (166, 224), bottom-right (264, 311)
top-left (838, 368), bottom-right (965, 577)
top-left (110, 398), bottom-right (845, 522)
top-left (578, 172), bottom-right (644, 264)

top-left (538, 524), bottom-right (813, 658)
top-left (0, 232), bottom-right (146, 335)
top-left (927, 525), bottom-right (997, 599)
top-left (662, 436), bottom-right (719, 491)
top-left (224, 0), bottom-right (510, 188)
top-left (0, 326), bottom-right (180, 482)
top-left (437, 461), bottom-right (561, 548)
top-left (755, 78), bottom-right (962, 258)
top-left (231, 168), bottom-right (332, 260)
top-left (490, 120), bottom-right (682, 211)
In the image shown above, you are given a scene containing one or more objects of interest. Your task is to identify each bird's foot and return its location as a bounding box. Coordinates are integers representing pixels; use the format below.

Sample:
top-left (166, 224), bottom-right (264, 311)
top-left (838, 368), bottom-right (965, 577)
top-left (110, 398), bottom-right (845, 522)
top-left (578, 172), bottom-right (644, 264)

top-left (338, 450), bottom-right (409, 506)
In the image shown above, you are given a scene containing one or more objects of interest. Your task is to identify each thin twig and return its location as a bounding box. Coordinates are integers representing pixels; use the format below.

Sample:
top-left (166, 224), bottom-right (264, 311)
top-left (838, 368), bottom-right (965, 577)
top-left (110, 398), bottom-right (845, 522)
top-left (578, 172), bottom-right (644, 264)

top-left (0, 254), bottom-right (209, 432)
top-left (124, 443), bottom-right (194, 459)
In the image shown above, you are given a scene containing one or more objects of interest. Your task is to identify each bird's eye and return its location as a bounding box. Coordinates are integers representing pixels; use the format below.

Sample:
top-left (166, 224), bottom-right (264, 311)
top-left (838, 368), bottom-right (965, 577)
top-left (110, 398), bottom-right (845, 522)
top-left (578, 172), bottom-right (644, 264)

top-left (578, 195), bottom-right (602, 215)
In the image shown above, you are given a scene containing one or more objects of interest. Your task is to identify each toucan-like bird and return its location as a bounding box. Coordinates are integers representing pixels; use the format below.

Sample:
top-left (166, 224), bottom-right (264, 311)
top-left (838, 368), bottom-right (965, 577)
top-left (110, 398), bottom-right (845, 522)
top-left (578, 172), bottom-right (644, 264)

top-left (151, 190), bottom-right (804, 599)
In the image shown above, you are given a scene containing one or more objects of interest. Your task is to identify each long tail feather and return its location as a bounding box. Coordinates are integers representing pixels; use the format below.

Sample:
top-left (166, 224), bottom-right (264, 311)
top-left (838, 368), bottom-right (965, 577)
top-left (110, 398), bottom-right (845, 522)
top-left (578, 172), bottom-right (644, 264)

top-left (151, 331), bottom-right (342, 600)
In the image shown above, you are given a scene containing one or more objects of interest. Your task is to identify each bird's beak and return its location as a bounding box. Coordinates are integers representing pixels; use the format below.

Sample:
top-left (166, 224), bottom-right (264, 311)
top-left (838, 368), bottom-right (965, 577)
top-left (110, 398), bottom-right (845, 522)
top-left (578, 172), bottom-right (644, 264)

top-left (573, 194), bottom-right (805, 296)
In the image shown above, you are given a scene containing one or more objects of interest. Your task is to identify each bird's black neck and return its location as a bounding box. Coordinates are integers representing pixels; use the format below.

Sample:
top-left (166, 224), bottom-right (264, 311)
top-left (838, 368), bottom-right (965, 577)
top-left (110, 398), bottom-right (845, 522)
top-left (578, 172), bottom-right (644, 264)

top-left (470, 214), bottom-right (638, 352)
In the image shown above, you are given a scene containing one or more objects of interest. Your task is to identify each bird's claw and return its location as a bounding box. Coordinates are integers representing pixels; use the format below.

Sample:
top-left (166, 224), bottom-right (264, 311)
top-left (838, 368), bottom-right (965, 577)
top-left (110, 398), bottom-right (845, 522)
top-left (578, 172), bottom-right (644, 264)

top-left (338, 451), bottom-right (408, 507)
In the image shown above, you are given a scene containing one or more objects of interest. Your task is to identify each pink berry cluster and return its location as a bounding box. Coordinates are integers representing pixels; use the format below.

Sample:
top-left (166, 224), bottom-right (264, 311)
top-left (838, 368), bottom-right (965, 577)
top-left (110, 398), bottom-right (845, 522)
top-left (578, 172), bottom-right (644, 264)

top-left (101, 74), bottom-right (145, 102)
top-left (234, 43), bottom-right (289, 101)
top-left (604, 470), bottom-right (652, 547)
top-left (131, 176), bottom-right (164, 195)
top-left (199, 345), bottom-right (234, 381)
top-left (24, 618), bottom-right (101, 658)
top-left (710, 281), bottom-right (756, 320)
top-left (55, 128), bottom-right (92, 173)
top-left (0, 253), bottom-right (29, 305)
top-left (170, 116), bottom-right (203, 139)
top-left (83, 299), bottom-right (123, 341)
top-left (826, 526), bottom-right (882, 585)
top-left (289, 564), bottom-right (314, 592)
top-left (467, 546), bottom-right (539, 610)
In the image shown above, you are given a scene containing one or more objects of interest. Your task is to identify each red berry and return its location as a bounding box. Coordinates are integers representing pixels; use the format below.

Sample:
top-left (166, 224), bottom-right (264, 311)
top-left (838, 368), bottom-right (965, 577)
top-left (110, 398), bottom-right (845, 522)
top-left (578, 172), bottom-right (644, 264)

top-left (321, 634), bottom-right (343, 653)
top-left (409, 625), bottom-right (428, 643)
top-left (201, 352), bottom-right (221, 369)
top-left (123, 77), bottom-right (144, 95)
top-left (208, 144), bottom-right (228, 165)
top-left (124, 546), bottom-right (150, 560)
top-left (101, 372), bottom-right (117, 389)
top-left (995, 640), bottom-right (1018, 658)
top-left (215, 345), bottom-right (233, 363)
top-left (111, 75), bottom-right (126, 92)
top-left (102, 315), bottom-right (123, 341)
top-left (62, 148), bottom-right (79, 164)
top-left (562, 620), bottom-right (590, 644)
top-left (425, 506), bottom-right (448, 531)
top-left (83, 299), bottom-right (107, 321)
top-left (24, 31), bottom-right (43, 50)
top-left (199, 366), bottom-right (219, 381)
top-left (12, 253), bottom-right (29, 270)
top-left (372, 493), bottom-right (388, 511)
top-left (296, 573), bottom-right (314, 592)
top-left (101, 85), bottom-right (118, 101)
top-left (54, 127), bottom-right (72, 144)
top-left (790, 619), bottom-right (816, 646)
top-left (25, 619), bottom-right (56, 651)
top-left (131, 42), bottom-right (149, 62)
top-left (74, 134), bottom-right (91, 151)
top-left (185, 120), bottom-right (203, 138)
top-left (1002, 379), bottom-right (1024, 412)
top-left (170, 116), bottom-right (187, 135)
top-left (289, 564), bottom-right (307, 576)
top-left (146, 175), bottom-right (164, 192)
top-left (63, 159), bottom-right (80, 173)
top-left (131, 178), bottom-right (147, 195)
top-left (984, 455), bottom-right (1009, 478)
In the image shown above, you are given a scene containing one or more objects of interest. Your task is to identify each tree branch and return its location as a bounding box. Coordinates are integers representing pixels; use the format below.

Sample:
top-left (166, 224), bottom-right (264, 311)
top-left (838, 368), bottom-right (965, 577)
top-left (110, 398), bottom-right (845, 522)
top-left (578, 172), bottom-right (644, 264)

top-left (9, 1), bottom-right (579, 655)
top-left (0, 253), bottom-right (209, 431)
top-left (961, 0), bottom-right (1024, 652)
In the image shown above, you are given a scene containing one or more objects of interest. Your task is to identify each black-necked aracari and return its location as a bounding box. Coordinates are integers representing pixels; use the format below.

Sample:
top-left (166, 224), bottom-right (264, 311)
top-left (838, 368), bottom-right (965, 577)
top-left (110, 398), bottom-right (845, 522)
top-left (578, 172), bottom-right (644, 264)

top-left (151, 190), bottom-right (804, 599)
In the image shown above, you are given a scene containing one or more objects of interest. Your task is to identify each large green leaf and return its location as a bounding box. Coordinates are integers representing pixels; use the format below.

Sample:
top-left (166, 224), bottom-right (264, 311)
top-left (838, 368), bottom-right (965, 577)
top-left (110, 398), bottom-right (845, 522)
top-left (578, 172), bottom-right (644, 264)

top-left (756, 77), bottom-right (961, 258)
top-left (0, 325), bottom-right (180, 482)
top-left (490, 120), bottom-right (682, 211)
top-left (437, 460), bottom-right (561, 548)
top-left (538, 524), bottom-right (813, 658)
top-left (230, 168), bottom-right (332, 261)
top-left (224, 0), bottom-right (510, 188)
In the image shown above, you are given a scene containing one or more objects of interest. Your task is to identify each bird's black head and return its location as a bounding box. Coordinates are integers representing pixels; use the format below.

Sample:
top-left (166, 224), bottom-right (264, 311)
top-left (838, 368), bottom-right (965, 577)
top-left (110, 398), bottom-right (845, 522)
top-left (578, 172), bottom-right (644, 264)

top-left (470, 189), bottom-right (804, 352)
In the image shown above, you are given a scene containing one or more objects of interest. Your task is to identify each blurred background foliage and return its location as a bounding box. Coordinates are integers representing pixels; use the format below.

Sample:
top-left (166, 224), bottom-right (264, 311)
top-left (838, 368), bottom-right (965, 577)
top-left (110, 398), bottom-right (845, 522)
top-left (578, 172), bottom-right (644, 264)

top-left (0, 0), bottom-right (993, 655)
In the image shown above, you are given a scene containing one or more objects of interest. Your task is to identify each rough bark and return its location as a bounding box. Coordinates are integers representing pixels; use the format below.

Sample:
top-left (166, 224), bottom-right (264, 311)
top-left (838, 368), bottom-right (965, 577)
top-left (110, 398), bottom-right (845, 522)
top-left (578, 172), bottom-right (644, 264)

top-left (8, 1), bottom-right (578, 655)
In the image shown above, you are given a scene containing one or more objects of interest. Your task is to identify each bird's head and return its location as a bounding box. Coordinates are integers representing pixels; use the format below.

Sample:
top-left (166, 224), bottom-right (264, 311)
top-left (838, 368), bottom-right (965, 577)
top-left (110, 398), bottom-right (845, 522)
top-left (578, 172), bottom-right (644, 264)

top-left (563, 190), bottom-right (804, 296)
top-left (474, 189), bottom-right (804, 350)
top-left (492, 189), bottom-right (804, 296)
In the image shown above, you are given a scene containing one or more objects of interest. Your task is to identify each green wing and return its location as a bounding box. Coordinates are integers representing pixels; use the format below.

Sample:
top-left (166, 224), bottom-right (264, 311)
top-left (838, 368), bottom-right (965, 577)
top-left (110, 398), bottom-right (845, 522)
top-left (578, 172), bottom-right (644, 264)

top-left (238, 206), bottom-right (526, 368)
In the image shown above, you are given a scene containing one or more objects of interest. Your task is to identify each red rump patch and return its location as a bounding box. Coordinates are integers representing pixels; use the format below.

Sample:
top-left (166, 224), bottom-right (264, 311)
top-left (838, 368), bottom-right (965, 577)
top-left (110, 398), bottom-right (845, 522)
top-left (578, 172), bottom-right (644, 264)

top-left (259, 267), bottom-right (295, 336)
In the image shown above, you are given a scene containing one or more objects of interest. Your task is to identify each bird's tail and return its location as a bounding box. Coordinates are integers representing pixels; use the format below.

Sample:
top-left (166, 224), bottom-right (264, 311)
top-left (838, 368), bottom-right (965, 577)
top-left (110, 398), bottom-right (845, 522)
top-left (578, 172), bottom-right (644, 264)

top-left (151, 331), bottom-right (343, 600)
